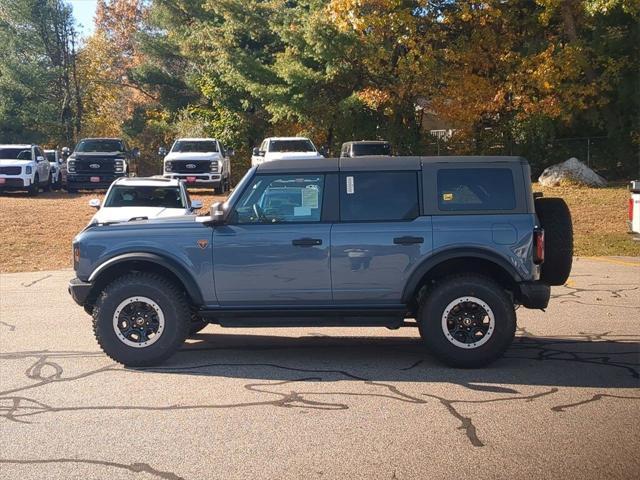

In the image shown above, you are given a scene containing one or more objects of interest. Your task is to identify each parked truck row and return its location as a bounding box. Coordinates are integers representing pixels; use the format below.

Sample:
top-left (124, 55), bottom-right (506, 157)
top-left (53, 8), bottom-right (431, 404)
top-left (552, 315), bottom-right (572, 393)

top-left (1, 137), bottom-right (389, 195)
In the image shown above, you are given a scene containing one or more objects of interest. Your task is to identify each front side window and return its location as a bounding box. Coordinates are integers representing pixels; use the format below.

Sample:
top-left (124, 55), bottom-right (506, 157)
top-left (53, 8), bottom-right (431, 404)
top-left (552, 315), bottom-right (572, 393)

top-left (231, 174), bottom-right (324, 224)
top-left (437, 168), bottom-right (516, 211)
top-left (269, 139), bottom-right (315, 153)
top-left (45, 151), bottom-right (57, 162)
top-left (171, 141), bottom-right (219, 153)
top-left (104, 186), bottom-right (185, 209)
top-left (340, 172), bottom-right (419, 222)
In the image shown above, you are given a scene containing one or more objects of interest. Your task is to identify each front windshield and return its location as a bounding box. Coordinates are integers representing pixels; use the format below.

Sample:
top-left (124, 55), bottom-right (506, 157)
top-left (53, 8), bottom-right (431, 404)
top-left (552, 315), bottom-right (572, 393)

top-left (269, 140), bottom-right (315, 153)
top-left (104, 186), bottom-right (185, 209)
top-left (172, 141), bottom-right (218, 153)
top-left (75, 139), bottom-right (124, 153)
top-left (0, 148), bottom-right (32, 160)
top-left (45, 151), bottom-right (57, 162)
top-left (352, 143), bottom-right (391, 156)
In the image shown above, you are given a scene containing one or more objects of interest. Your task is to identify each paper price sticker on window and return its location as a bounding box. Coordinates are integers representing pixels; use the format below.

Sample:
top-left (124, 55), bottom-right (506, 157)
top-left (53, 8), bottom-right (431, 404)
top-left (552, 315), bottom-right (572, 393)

top-left (442, 192), bottom-right (454, 201)
top-left (302, 186), bottom-right (319, 208)
top-left (346, 176), bottom-right (355, 194)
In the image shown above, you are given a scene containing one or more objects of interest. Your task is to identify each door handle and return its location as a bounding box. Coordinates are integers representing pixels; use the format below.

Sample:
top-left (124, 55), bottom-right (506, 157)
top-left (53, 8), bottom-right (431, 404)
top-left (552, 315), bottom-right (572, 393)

top-left (292, 238), bottom-right (322, 247)
top-left (393, 236), bottom-right (424, 245)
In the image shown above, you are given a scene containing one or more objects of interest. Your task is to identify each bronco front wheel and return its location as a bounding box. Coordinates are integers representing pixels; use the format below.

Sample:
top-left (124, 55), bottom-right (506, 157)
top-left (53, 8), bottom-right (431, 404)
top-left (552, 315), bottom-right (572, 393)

top-left (92, 273), bottom-right (190, 366)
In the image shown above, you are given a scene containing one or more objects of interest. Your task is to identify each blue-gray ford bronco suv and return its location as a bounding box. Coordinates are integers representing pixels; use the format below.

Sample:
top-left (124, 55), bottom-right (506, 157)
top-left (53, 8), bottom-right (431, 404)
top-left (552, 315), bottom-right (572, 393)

top-left (69, 156), bottom-right (573, 368)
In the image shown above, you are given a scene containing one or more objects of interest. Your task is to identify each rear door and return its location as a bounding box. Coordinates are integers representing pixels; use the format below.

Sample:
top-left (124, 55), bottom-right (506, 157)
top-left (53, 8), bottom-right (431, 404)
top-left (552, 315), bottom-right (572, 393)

top-left (331, 167), bottom-right (432, 304)
top-left (213, 172), bottom-right (332, 305)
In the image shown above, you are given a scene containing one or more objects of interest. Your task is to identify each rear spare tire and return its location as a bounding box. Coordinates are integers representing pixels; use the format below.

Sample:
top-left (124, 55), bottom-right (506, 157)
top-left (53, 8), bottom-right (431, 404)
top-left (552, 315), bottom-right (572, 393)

top-left (535, 197), bottom-right (573, 286)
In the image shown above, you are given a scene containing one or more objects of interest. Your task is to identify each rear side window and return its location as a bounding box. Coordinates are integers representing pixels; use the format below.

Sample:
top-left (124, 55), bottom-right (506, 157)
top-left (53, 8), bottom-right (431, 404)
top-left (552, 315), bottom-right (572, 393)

top-left (437, 168), bottom-right (515, 211)
top-left (340, 172), bottom-right (419, 222)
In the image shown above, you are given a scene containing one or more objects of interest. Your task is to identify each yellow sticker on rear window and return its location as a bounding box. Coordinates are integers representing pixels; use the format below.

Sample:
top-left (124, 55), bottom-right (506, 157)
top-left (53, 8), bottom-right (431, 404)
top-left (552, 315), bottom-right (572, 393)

top-left (443, 193), bottom-right (454, 201)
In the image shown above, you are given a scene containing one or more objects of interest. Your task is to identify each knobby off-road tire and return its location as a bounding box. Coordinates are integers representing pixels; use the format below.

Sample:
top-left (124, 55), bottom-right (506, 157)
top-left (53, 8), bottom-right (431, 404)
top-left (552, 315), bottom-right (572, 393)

top-left (535, 197), bottom-right (573, 286)
top-left (418, 275), bottom-right (516, 368)
top-left (92, 272), bottom-right (191, 366)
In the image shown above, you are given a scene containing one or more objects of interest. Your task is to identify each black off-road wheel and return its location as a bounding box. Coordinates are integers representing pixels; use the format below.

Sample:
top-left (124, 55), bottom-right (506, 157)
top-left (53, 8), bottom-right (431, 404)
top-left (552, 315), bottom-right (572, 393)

top-left (535, 197), bottom-right (573, 286)
top-left (418, 275), bottom-right (516, 368)
top-left (28, 175), bottom-right (39, 196)
top-left (92, 273), bottom-right (191, 367)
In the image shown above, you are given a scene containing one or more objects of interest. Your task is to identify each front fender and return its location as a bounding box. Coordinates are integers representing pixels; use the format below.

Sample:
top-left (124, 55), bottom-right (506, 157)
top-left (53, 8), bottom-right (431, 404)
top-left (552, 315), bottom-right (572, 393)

top-left (88, 252), bottom-right (205, 305)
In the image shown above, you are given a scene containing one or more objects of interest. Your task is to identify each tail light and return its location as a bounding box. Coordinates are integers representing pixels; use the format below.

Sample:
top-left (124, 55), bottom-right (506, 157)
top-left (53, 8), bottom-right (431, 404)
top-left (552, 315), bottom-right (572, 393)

top-left (533, 228), bottom-right (545, 264)
top-left (629, 198), bottom-right (634, 222)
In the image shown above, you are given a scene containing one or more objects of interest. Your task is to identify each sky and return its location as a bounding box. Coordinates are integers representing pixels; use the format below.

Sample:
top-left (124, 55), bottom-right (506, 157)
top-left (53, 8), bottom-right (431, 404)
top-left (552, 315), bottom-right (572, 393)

top-left (68, 0), bottom-right (98, 36)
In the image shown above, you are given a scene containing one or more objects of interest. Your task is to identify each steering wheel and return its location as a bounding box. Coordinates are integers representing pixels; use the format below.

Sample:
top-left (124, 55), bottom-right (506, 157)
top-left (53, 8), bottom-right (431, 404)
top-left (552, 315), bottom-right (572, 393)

top-left (253, 203), bottom-right (266, 222)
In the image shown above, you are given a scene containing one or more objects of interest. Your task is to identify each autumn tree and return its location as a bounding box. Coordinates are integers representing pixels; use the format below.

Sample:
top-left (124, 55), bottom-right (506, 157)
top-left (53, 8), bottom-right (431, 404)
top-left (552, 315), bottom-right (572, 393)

top-left (0, 0), bottom-right (82, 146)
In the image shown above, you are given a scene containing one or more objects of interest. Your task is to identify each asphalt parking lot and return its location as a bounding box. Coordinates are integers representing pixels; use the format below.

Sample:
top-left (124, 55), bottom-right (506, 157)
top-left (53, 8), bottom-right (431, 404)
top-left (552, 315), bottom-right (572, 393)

top-left (0, 257), bottom-right (638, 480)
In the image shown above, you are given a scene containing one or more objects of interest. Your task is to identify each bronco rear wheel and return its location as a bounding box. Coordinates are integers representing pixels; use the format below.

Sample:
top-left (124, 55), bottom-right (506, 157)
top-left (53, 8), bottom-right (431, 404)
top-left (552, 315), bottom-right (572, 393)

top-left (418, 275), bottom-right (516, 368)
top-left (92, 273), bottom-right (190, 366)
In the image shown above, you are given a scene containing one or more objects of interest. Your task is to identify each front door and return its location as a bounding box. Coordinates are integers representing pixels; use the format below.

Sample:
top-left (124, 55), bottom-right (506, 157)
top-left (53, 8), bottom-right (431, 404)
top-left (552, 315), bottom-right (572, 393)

top-left (213, 172), bottom-right (331, 305)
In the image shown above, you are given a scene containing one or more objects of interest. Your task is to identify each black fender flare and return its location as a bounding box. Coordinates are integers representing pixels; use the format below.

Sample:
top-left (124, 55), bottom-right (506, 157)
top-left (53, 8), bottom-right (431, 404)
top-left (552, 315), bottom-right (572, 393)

top-left (88, 252), bottom-right (204, 305)
top-left (401, 247), bottom-right (523, 303)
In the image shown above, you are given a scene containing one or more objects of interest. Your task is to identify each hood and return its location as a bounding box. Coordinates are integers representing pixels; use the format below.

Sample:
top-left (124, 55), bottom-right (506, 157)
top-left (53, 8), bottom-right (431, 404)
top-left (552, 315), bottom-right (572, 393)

top-left (165, 152), bottom-right (222, 161)
top-left (266, 151), bottom-right (324, 160)
top-left (0, 159), bottom-right (32, 166)
top-left (90, 206), bottom-right (190, 225)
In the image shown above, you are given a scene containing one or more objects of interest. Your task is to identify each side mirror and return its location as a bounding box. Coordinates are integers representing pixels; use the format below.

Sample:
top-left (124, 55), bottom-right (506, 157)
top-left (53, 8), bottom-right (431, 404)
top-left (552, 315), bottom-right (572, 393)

top-left (252, 147), bottom-right (260, 156)
top-left (210, 201), bottom-right (226, 224)
top-left (158, 147), bottom-right (167, 156)
top-left (226, 148), bottom-right (235, 157)
top-left (132, 147), bottom-right (140, 158)
top-left (89, 199), bottom-right (101, 209)
top-left (191, 200), bottom-right (203, 210)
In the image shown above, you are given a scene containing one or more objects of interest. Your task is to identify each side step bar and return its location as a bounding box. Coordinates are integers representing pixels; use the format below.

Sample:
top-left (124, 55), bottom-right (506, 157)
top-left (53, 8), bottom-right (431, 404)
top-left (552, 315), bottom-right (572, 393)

top-left (198, 305), bottom-right (407, 328)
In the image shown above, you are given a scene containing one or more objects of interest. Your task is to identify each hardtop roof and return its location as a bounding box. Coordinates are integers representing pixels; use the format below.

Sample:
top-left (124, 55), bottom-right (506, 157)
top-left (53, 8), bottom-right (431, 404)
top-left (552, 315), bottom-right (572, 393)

top-left (256, 156), bottom-right (527, 173)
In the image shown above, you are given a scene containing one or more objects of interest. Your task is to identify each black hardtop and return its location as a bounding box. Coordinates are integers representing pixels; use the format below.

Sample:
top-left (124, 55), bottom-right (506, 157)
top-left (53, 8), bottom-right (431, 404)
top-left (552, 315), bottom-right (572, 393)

top-left (257, 156), bottom-right (528, 173)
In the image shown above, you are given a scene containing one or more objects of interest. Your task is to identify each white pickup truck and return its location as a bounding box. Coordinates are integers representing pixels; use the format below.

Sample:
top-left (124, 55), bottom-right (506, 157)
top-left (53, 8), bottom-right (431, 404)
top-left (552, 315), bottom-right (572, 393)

top-left (251, 137), bottom-right (324, 167)
top-left (629, 180), bottom-right (640, 238)
top-left (161, 138), bottom-right (233, 194)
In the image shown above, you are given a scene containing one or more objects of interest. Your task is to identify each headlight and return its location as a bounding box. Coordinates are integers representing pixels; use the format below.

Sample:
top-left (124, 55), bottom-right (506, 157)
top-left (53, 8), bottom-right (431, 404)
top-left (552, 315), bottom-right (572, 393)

top-left (25, 166), bottom-right (32, 174)
top-left (67, 159), bottom-right (76, 173)
top-left (165, 161), bottom-right (172, 172)
top-left (114, 159), bottom-right (125, 173)
top-left (210, 161), bottom-right (219, 172)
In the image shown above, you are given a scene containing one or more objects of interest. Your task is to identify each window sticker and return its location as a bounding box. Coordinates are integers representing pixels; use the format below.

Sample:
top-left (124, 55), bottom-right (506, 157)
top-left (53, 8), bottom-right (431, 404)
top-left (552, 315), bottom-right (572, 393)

top-left (294, 206), bottom-right (312, 216)
top-left (346, 176), bottom-right (354, 194)
top-left (442, 192), bottom-right (454, 201)
top-left (302, 186), bottom-right (319, 208)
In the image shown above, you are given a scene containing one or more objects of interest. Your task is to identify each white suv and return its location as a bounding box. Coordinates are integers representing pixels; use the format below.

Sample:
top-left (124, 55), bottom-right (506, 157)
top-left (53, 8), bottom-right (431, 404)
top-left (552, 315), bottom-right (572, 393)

top-left (161, 138), bottom-right (233, 194)
top-left (251, 137), bottom-right (324, 167)
top-left (0, 144), bottom-right (51, 196)
top-left (44, 149), bottom-right (64, 190)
